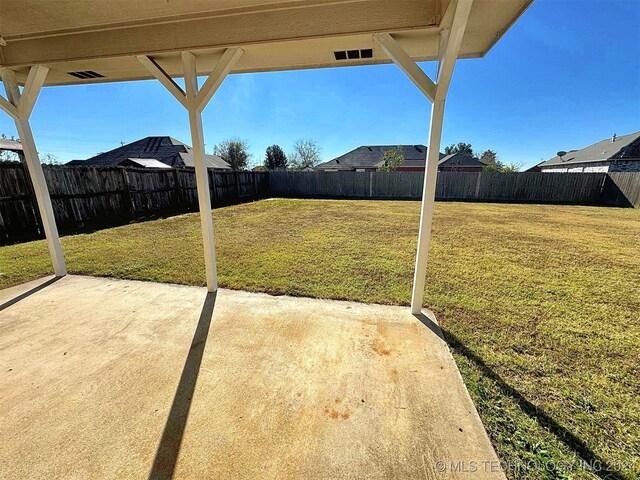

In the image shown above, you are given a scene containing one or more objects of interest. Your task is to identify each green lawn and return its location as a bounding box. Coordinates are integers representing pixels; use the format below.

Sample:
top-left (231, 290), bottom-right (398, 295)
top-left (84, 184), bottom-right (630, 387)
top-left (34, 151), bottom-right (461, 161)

top-left (1, 199), bottom-right (638, 479)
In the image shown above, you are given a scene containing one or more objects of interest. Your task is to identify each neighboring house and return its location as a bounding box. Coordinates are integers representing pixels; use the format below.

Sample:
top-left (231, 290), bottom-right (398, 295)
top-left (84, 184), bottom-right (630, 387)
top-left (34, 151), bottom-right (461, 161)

top-left (437, 152), bottom-right (487, 172)
top-left (118, 158), bottom-right (172, 169)
top-left (315, 145), bottom-right (443, 172)
top-left (524, 162), bottom-right (543, 172)
top-left (539, 131), bottom-right (640, 173)
top-left (0, 137), bottom-right (23, 161)
top-left (72, 136), bottom-right (231, 170)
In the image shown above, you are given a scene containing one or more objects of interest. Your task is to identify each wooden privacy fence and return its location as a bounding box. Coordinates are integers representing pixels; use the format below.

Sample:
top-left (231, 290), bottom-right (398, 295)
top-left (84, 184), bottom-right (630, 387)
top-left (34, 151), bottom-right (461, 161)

top-left (2, 167), bottom-right (639, 245)
top-left (0, 164), bottom-right (268, 245)
top-left (269, 171), bottom-right (640, 208)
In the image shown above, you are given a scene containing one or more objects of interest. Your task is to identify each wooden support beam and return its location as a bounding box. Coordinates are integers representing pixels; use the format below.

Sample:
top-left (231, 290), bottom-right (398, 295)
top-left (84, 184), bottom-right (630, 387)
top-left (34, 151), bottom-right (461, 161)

top-left (436, 28), bottom-right (450, 81)
top-left (182, 50), bottom-right (218, 292)
top-left (136, 55), bottom-right (187, 108)
top-left (195, 48), bottom-right (243, 112)
top-left (410, 0), bottom-right (473, 314)
top-left (1, 66), bottom-right (66, 277)
top-left (0, 95), bottom-right (18, 119)
top-left (373, 33), bottom-right (437, 103)
top-left (18, 65), bottom-right (48, 118)
top-left (434, 0), bottom-right (473, 99)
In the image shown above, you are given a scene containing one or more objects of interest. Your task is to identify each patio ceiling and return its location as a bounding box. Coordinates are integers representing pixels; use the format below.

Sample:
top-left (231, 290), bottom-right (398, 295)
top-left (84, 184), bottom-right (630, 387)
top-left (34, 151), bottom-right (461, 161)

top-left (0, 0), bottom-right (534, 313)
top-left (0, 0), bottom-right (532, 86)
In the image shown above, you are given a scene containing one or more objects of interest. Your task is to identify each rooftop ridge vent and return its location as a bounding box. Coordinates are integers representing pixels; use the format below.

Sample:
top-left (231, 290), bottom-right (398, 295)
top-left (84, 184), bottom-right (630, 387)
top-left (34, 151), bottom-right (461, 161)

top-left (144, 137), bottom-right (163, 153)
top-left (67, 70), bottom-right (104, 79)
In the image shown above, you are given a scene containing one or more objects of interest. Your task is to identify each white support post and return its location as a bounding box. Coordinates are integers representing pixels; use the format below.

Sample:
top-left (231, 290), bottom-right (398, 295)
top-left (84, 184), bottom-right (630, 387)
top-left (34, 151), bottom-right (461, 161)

top-left (1, 66), bottom-right (67, 277)
top-left (375, 0), bottom-right (472, 314)
top-left (410, 99), bottom-right (445, 313)
top-left (182, 51), bottom-right (218, 292)
top-left (138, 49), bottom-right (243, 292)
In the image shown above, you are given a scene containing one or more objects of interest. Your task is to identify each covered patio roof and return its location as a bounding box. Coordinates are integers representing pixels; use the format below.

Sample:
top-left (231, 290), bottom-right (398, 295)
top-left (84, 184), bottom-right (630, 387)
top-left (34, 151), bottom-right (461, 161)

top-left (1, 0), bottom-right (531, 85)
top-left (0, 0), bottom-right (533, 314)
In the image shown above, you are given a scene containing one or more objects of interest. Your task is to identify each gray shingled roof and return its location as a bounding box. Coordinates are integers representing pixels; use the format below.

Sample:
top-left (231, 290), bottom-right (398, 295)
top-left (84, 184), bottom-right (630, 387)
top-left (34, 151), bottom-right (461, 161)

top-left (540, 131), bottom-right (640, 166)
top-left (316, 145), bottom-right (442, 170)
top-left (77, 136), bottom-right (231, 169)
top-left (438, 152), bottom-right (487, 167)
top-left (123, 158), bottom-right (172, 169)
top-left (0, 138), bottom-right (23, 153)
top-left (177, 150), bottom-right (231, 169)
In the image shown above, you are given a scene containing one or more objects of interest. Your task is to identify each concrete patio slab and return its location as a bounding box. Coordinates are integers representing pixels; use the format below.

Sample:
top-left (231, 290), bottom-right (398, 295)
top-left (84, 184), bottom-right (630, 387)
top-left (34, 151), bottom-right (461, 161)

top-left (0, 275), bottom-right (505, 479)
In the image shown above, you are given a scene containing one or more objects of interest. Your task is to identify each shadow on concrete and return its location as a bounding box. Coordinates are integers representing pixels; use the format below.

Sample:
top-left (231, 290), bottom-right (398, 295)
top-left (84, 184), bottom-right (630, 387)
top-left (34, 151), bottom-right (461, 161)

top-left (413, 312), bottom-right (445, 341)
top-left (148, 291), bottom-right (217, 480)
top-left (0, 276), bottom-right (62, 312)
top-left (443, 330), bottom-right (624, 480)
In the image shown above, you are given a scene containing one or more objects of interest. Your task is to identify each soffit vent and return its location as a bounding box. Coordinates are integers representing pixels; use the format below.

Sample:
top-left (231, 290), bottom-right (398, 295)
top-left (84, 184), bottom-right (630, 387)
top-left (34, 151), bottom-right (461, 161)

top-left (333, 48), bottom-right (373, 61)
top-left (67, 70), bottom-right (105, 79)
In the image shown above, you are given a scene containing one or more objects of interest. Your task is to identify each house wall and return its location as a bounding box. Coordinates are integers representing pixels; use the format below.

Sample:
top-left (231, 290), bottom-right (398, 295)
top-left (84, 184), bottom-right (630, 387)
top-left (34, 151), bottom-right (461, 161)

top-left (542, 162), bottom-right (609, 173)
top-left (542, 160), bottom-right (640, 173)
top-left (610, 161), bottom-right (640, 172)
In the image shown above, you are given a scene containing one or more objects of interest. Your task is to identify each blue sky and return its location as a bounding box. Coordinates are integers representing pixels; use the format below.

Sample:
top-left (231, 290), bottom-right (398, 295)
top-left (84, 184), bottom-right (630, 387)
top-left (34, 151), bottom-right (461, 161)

top-left (1, 0), bottom-right (639, 169)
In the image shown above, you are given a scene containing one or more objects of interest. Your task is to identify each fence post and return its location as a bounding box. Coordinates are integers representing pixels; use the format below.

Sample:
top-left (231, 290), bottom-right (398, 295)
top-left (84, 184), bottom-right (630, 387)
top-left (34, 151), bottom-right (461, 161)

top-left (19, 154), bottom-right (44, 236)
top-left (369, 172), bottom-right (373, 198)
top-left (173, 168), bottom-right (183, 212)
top-left (210, 169), bottom-right (218, 204)
top-left (120, 167), bottom-right (134, 219)
top-left (235, 170), bottom-right (241, 199)
top-left (253, 171), bottom-right (258, 196)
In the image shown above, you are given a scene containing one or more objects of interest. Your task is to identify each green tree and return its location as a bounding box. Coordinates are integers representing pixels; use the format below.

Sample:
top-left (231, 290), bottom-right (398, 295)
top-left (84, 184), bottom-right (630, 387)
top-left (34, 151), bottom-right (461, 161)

top-left (501, 162), bottom-right (523, 173)
top-left (478, 149), bottom-right (522, 172)
top-left (444, 142), bottom-right (473, 156)
top-left (264, 144), bottom-right (288, 170)
top-left (480, 149), bottom-right (504, 172)
top-left (213, 138), bottom-right (250, 170)
top-left (378, 146), bottom-right (405, 171)
top-left (480, 149), bottom-right (497, 165)
top-left (289, 138), bottom-right (321, 170)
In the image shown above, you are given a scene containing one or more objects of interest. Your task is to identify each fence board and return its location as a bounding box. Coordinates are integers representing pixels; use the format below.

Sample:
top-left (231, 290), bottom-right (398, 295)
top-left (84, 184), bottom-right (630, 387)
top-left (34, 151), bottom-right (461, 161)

top-left (269, 171), bottom-right (640, 207)
top-left (1, 166), bottom-right (637, 246)
top-left (0, 164), bottom-right (268, 245)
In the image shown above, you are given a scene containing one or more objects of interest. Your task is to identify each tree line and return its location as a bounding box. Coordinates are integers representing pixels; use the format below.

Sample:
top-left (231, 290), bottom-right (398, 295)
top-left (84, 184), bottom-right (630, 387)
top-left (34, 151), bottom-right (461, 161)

top-left (212, 138), bottom-right (322, 171)
top-left (443, 142), bottom-right (522, 172)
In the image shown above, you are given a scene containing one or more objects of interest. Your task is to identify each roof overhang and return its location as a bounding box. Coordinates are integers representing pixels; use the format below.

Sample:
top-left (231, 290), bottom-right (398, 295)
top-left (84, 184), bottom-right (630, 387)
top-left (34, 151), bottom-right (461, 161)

top-left (0, 0), bottom-right (532, 86)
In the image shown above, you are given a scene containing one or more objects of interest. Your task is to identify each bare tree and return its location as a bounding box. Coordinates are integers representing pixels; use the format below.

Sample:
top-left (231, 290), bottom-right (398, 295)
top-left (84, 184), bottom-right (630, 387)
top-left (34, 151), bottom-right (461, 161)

top-left (0, 150), bottom-right (19, 163)
top-left (41, 153), bottom-right (61, 165)
top-left (289, 138), bottom-right (321, 170)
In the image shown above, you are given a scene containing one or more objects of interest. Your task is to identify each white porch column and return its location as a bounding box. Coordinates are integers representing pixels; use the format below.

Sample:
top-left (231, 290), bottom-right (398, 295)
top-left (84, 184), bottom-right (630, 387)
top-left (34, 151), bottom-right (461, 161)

top-left (375, 0), bottom-right (472, 314)
top-left (411, 99), bottom-right (445, 313)
top-left (138, 49), bottom-right (243, 292)
top-left (182, 51), bottom-right (218, 292)
top-left (1, 67), bottom-right (67, 276)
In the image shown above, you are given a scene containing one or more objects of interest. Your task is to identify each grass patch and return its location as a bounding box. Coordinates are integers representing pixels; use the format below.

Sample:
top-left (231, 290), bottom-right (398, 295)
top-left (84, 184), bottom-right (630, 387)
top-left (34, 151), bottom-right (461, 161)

top-left (1, 199), bottom-right (638, 479)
